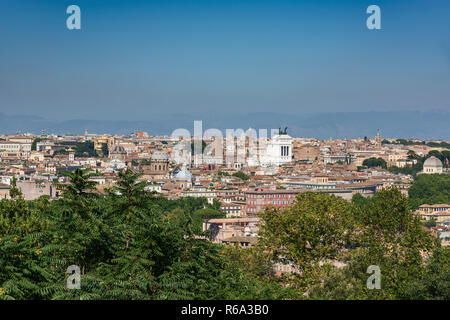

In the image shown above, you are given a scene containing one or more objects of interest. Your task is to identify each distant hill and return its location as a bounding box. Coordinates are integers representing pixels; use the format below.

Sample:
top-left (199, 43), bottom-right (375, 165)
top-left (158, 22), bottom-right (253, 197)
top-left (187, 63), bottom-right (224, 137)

top-left (0, 111), bottom-right (449, 140)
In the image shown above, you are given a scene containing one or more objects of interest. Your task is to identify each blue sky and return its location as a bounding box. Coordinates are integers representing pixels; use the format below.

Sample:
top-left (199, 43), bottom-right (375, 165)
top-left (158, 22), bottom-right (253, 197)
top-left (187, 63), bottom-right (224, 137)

top-left (1, 0), bottom-right (449, 120)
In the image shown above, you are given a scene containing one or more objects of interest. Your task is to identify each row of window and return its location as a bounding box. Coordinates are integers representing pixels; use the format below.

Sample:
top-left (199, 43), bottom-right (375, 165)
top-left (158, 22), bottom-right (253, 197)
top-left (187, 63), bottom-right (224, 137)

top-left (0, 145), bottom-right (30, 150)
top-left (248, 200), bottom-right (292, 206)
top-left (247, 193), bottom-right (294, 199)
top-left (427, 208), bottom-right (450, 212)
top-left (184, 193), bottom-right (216, 197)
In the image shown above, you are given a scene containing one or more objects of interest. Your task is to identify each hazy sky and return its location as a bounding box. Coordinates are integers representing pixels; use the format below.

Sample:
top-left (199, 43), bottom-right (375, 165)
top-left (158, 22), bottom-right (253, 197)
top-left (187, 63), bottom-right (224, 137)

top-left (1, 0), bottom-right (449, 120)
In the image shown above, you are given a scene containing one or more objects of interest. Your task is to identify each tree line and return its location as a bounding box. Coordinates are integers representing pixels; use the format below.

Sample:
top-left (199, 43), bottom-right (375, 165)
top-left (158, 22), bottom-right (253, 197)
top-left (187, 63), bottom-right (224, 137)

top-left (361, 150), bottom-right (449, 176)
top-left (0, 168), bottom-right (448, 300)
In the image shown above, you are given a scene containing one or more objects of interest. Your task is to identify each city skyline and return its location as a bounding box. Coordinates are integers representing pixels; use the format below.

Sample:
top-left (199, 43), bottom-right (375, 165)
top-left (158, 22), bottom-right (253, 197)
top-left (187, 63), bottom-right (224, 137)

top-left (1, 110), bottom-right (449, 140)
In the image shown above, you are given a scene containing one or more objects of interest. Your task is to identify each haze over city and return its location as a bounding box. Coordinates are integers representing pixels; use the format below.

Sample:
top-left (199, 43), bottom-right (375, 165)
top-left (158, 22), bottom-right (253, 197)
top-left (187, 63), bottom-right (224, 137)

top-left (1, 0), bottom-right (449, 133)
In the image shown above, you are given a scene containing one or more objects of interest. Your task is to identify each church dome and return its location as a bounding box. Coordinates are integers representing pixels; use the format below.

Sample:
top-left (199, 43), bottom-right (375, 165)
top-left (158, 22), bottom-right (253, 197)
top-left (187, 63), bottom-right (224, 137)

top-left (175, 169), bottom-right (192, 180)
top-left (110, 144), bottom-right (126, 154)
top-left (151, 150), bottom-right (169, 161)
top-left (424, 156), bottom-right (442, 168)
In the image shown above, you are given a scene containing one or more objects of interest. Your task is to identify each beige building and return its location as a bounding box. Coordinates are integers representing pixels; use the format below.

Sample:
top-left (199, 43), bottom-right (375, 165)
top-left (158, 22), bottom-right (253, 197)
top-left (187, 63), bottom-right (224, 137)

top-left (8, 136), bottom-right (33, 144)
top-left (182, 188), bottom-right (217, 205)
top-left (387, 152), bottom-right (415, 167)
top-left (392, 159), bottom-right (417, 168)
top-left (203, 217), bottom-right (259, 247)
top-left (94, 136), bottom-right (112, 152)
top-left (0, 141), bottom-right (32, 159)
top-left (415, 204), bottom-right (450, 225)
top-left (220, 201), bottom-right (246, 217)
top-left (292, 143), bottom-right (320, 162)
top-left (0, 183), bottom-right (10, 200)
top-left (142, 151), bottom-right (169, 176)
top-left (30, 151), bottom-right (45, 162)
top-left (16, 180), bottom-right (56, 200)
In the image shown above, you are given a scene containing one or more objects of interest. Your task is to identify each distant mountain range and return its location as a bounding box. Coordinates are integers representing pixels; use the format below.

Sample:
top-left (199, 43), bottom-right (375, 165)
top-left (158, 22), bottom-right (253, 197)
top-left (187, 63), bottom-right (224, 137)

top-left (0, 111), bottom-right (449, 140)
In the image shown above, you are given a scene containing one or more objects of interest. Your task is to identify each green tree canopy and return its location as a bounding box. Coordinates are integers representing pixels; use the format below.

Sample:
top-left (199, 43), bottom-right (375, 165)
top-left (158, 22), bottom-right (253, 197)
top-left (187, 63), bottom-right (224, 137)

top-left (258, 192), bottom-right (354, 290)
top-left (362, 157), bottom-right (387, 169)
top-left (408, 174), bottom-right (450, 210)
top-left (232, 171), bottom-right (250, 181)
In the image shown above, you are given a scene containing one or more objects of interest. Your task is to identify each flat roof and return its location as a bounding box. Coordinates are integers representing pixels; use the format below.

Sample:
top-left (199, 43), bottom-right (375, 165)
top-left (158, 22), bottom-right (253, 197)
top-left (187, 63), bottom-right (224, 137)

top-left (245, 189), bottom-right (302, 194)
top-left (207, 217), bottom-right (260, 223)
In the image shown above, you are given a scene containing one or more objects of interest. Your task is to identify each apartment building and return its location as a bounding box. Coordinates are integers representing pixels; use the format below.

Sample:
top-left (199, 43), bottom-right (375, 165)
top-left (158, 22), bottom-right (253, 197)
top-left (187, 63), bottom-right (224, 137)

top-left (245, 189), bottom-right (300, 215)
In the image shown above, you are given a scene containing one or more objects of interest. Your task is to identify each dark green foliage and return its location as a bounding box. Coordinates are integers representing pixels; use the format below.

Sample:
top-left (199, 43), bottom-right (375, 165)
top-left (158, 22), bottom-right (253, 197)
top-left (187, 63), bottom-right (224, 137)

top-left (385, 139), bottom-right (450, 149)
top-left (31, 138), bottom-right (47, 151)
top-left (0, 171), bottom-right (447, 300)
top-left (351, 193), bottom-right (370, 209)
top-left (232, 171), bottom-right (250, 180)
top-left (401, 246), bottom-right (450, 300)
top-left (74, 141), bottom-right (98, 158)
top-left (349, 187), bottom-right (435, 299)
top-left (258, 192), bottom-right (355, 291)
top-left (101, 143), bottom-right (109, 157)
top-left (388, 161), bottom-right (423, 176)
top-left (9, 176), bottom-right (22, 199)
top-left (54, 148), bottom-right (69, 155)
top-left (408, 174), bottom-right (450, 210)
top-left (0, 168), bottom-right (288, 300)
top-left (190, 207), bottom-right (225, 235)
top-left (131, 159), bottom-right (151, 166)
top-left (362, 157), bottom-right (387, 169)
top-left (423, 219), bottom-right (437, 228)
top-left (425, 142), bottom-right (450, 149)
top-left (259, 188), bottom-right (441, 300)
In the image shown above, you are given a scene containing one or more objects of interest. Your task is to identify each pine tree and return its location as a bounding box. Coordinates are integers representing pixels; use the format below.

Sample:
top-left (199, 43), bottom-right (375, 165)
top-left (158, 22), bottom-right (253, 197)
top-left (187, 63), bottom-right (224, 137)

top-left (9, 176), bottom-right (23, 199)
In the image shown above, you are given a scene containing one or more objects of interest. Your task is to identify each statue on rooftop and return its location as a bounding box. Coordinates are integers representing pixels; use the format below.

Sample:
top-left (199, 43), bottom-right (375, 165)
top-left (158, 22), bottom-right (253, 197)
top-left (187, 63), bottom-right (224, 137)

top-left (278, 126), bottom-right (288, 135)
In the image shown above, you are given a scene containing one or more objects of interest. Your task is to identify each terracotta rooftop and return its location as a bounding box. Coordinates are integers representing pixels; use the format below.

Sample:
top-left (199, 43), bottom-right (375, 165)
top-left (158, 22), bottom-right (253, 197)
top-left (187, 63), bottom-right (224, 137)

top-left (245, 189), bottom-right (302, 194)
top-left (419, 204), bottom-right (450, 208)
